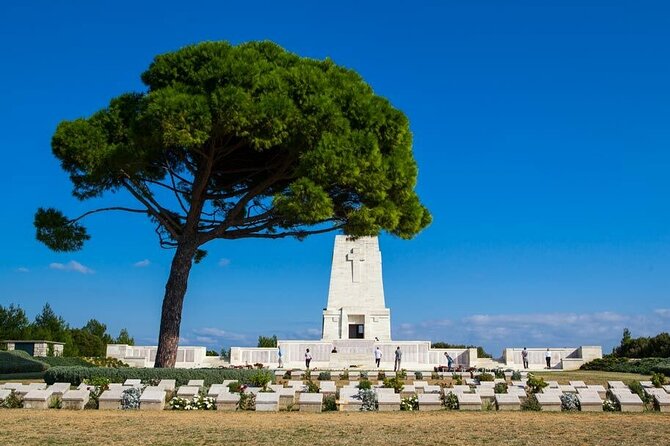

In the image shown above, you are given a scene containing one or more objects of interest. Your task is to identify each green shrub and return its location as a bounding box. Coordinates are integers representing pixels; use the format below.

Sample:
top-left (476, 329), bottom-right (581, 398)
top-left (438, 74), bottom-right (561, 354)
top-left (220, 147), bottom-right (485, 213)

top-left (318, 371), bottom-right (331, 381)
top-left (249, 369), bottom-right (273, 388)
top-left (431, 371), bottom-right (439, 380)
top-left (377, 371), bottom-right (385, 380)
top-left (494, 369), bottom-right (505, 379)
top-left (357, 379), bottom-right (372, 390)
top-left (40, 356), bottom-right (92, 367)
top-left (305, 380), bottom-right (320, 393)
top-left (511, 371), bottom-right (522, 381)
top-left (83, 376), bottom-right (110, 409)
top-left (227, 381), bottom-right (242, 393)
top-left (0, 351), bottom-right (49, 374)
top-left (49, 396), bottom-right (63, 409)
top-left (383, 376), bottom-right (404, 393)
top-left (453, 374), bottom-right (463, 385)
top-left (603, 399), bottom-right (619, 412)
top-left (83, 357), bottom-right (129, 368)
top-left (651, 372), bottom-right (666, 388)
top-left (477, 372), bottom-right (494, 382)
top-left (1, 391), bottom-right (23, 408)
top-left (354, 389), bottom-right (377, 411)
top-left (397, 369), bottom-right (408, 380)
top-left (44, 367), bottom-right (271, 386)
top-left (121, 387), bottom-right (141, 410)
top-left (238, 392), bottom-right (255, 410)
top-left (442, 391), bottom-right (458, 409)
top-left (401, 395), bottom-right (419, 411)
top-left (323, 395), bottom-right (337, 411)
top-left (526, 374), bottom-right (548, 394)
top-left (581, 357), bottom-right (670, 375)
top-left (340, 370), bottom-right (349, 380)
top-left (560, 393), bottom-right (580, 411)
top-left (415, 371), bottom-right (423, 380)
top-left (521, 394), bottom-right (541, 411)
top-left (494, 382), bottom-right (508, 394)
top-left (627, 381), bottom-right (652, 404)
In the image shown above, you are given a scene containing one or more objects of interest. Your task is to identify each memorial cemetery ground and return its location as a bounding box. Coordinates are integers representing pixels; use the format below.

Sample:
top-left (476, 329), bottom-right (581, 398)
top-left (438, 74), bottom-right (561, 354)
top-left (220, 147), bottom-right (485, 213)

top-left (1, 410), bottom-right (669, 446)
top-left (2, 368), bottom-right (670, 446)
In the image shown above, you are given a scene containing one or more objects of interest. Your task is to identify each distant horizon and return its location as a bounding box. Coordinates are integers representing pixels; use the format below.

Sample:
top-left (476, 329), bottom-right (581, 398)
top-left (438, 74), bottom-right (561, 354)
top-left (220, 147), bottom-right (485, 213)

top-left (2, 1), bottom-right (669, 356)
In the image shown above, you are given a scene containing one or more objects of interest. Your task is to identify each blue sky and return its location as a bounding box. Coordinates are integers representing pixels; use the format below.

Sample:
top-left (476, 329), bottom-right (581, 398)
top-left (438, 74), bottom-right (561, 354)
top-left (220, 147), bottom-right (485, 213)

top-left (1, 1), bottom-right (669, 355)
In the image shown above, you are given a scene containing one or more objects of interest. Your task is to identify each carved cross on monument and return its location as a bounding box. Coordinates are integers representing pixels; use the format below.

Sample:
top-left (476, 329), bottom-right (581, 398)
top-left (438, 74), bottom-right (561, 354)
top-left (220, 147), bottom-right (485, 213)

top-left (347, 247), bottom-right (365, 283)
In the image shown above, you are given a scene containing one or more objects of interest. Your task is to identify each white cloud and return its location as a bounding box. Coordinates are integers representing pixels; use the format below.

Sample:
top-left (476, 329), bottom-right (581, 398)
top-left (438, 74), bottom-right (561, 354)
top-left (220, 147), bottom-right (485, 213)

top-left (195, 336), bottom-right (218, 344)
top-left (133, 259), bottom-right (151, 268)
top-left (218, 258), bottom-right (231, 267)
top-left (653, 309), bottom-right (670, 318)
top-left (193, 327), bottom-right (247, 342)
top-left (16, 267), bottom-right (30, 273)
top-left (49, 260), bottom-right (94, 274)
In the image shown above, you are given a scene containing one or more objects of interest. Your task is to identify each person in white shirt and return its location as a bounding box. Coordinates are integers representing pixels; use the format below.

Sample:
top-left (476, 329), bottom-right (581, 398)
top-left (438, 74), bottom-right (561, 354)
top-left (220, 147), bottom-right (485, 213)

top-left (305, 348), bottom-right (312, 369)
top-left (374, 347), bottom-right (382, 368)
top-left (545, 348), bottom-right (552, 369)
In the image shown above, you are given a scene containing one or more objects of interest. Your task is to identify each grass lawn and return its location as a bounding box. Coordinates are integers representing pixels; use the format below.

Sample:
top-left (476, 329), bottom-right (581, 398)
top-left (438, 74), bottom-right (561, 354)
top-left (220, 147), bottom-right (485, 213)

top-left (1, 410), bottom-right (669, 446)
top-left (532, 370), bottom-right (651, 387)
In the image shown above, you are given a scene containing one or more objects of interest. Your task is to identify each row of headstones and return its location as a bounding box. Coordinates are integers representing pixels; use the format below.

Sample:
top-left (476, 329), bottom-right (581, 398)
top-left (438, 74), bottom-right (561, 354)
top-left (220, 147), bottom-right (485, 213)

top-left (0, 382), bottom-right (89, 410)
top-left (603, 380), bottom-right (670, 412)
top-left (473, 380), bottom-right (670, 412)
top-left (5, 378), bottom-right (668, 412)
top-left (274, 370), bottom-right (527, 381)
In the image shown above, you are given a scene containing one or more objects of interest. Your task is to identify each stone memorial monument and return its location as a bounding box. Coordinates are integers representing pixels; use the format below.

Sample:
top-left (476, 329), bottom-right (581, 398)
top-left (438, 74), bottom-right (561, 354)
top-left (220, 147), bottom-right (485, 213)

top-left (321, 236), bottom-right (391, 341)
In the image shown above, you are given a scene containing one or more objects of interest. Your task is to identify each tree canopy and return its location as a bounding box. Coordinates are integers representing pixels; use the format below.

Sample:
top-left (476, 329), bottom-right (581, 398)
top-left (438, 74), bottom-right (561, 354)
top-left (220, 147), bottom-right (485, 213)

top-left (613, 328), bottom-right (670, 358)
top-left (257, 335), bottom-right (278, 348)
top-left (35, 41), bottom-right (431, 367)
top-left (0, 303), bottom-right (134, 357)
top-left (0, 304), bottom-right (30, 340)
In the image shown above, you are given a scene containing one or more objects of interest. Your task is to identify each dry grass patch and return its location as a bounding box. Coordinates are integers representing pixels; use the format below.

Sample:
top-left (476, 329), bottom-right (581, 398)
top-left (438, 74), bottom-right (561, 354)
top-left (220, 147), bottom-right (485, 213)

top-left (532, 370), bottom-right (650, 386)
top-left (1, 410), bottom-right (669, 446)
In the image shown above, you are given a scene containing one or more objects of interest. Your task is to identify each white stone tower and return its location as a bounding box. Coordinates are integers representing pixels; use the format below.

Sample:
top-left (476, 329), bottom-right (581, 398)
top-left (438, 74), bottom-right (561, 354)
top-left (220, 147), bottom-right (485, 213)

top-left (321, 235), bottom-right (391, 341)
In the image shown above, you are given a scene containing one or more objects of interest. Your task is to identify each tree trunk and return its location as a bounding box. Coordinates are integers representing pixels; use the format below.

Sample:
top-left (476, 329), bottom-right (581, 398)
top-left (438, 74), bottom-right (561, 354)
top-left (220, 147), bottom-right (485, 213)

top-left (154, 236), bottom-right (198, 368)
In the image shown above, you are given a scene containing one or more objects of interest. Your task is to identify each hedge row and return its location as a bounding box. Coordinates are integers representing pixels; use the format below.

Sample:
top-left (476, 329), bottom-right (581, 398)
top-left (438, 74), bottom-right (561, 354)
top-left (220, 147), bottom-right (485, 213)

top-left (580, 357), bottom-right (670, 375)
top-left (0, 351), bottom-right (50, 374)
top-left (39, 356), bottom-right (93, 368)
top-left (44, 366), bottom-right (272, 386)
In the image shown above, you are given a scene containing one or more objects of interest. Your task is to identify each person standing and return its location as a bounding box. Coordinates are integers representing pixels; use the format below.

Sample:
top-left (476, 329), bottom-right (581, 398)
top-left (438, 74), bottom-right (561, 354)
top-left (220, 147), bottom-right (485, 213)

top-left (521, 347), bottom-right (529, 369)
top-left (374, 346), bottom-right (382, 368)
top-left (545, 348), bottom-right (552, 369)
top-left (305, 348), bottom-right (312, 369)
top-left (394, 346), bottom-right (402, 371)
top-left (277, 345), bottom-right (283, 369)
top-left (444, 352), bottom-right (454, 371)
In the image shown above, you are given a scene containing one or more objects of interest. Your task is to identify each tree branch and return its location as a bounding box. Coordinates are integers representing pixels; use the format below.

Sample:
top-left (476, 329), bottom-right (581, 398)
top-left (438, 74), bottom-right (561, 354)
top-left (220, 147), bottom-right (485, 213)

top-left (222, 223), bottom-right (345, 240)
top-left (162, 168), bottom-right (190, 215)
top-left (70, 207), bottom-right (148, 223)
top-left (119, 176), bottom-right (180, 239)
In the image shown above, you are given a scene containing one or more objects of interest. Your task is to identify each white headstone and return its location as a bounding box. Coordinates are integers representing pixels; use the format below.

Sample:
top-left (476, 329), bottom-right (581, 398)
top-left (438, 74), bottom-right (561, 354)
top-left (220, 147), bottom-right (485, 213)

top-left (322, 236), bottom-right (391, 341)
